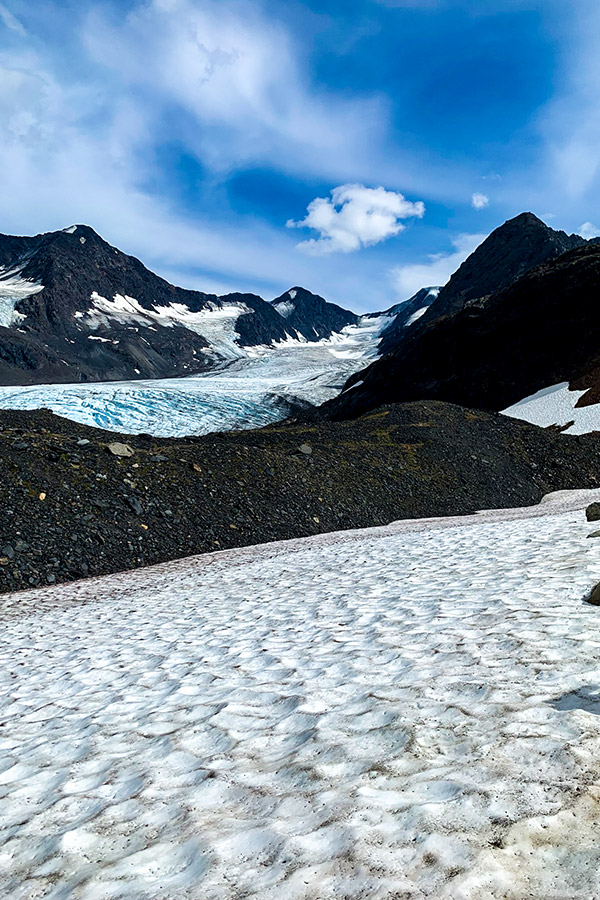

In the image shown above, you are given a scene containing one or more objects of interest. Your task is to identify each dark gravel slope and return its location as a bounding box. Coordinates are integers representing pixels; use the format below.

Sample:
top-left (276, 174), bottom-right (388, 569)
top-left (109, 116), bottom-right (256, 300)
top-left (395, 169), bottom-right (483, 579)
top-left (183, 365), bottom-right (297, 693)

top-left (1, 401), bottom-right (600, 594)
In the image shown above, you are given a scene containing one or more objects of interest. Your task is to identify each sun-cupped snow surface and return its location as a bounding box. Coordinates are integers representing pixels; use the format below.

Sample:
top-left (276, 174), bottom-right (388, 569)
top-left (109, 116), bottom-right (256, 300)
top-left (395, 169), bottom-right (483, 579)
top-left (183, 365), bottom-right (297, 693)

top-left (3, 490), bottom-right (600, 899)
top-left (0, 266), bottom-right (43, 328)
top-left (502, 381), bottom-right (600, 434)
top-left (0, 314), bottom-right (390, 436)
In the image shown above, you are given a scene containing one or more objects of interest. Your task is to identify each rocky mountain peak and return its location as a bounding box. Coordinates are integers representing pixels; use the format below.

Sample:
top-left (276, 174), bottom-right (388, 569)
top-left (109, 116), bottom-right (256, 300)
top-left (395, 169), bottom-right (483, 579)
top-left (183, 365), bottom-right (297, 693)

top-left (422, 211), bottom-right (586, 322)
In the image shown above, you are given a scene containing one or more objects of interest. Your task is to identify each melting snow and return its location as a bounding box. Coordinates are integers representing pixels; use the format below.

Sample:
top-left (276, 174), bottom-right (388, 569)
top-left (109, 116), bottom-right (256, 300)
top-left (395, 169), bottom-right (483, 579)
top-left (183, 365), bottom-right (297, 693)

top-left (502, 382), bottom-right (600, 434)
top-left (3, 490), bottom-right (600, 897)
top-left (0, 267), bottom-right (43, 328)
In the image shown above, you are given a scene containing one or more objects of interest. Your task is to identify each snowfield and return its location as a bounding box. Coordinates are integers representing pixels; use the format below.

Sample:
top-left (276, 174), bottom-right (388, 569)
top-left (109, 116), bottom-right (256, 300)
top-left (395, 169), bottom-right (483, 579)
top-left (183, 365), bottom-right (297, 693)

top-left (503, 382), bottom-right (600, 435)
top-left (0, 315), bottom-right (390, 436)
top-left (3, 490), bottom-right (600, 898)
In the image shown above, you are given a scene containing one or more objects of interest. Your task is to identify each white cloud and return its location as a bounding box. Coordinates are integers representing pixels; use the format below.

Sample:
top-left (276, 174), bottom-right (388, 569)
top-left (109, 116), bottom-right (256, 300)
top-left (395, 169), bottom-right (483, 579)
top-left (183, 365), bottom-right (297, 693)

top-left (471, 192), bottom-right (489, 210)
top-left (81, 0), bottom-right (386, 179)
top-left (391, 232), bottom-right (486, 300)
top-left (287, 184), bottom-right (425, 255)
top-left (0, 3), bottom-right (25, 36)
top-left (579, 222), bottom-right (600, 239)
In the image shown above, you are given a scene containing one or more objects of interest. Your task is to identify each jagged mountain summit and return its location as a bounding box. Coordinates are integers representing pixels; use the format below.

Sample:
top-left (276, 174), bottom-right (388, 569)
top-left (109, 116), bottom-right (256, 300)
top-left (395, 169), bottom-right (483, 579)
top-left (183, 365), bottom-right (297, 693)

top-left (271, 286), bottom-right (359, 340)
top-left (0, 225), bottom-right (388, 386)
top-left (316, 213), bottom-right (600, 426)
top-left (421, 211), bottom-right (586, 322)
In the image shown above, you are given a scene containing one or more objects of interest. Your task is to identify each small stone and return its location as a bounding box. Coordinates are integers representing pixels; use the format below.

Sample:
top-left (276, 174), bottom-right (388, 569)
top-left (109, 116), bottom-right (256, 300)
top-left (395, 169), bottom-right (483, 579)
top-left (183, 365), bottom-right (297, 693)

top-left (38, 492), bottom-right (46, 501)
top-left (46, 574), bottom-right (56, 584)
top-left (587, 582), bottom-right (600, 605)
top-left (107, 442), bottom-right (135, 458)
top-left (0, 558), bottom-right (9, 567)
top-left (588, 530), bottom-right (600, 538)
top-left (140, 523), bottom-right (148, 530)
top-left (77, 439), bottom-right (90, 447)
top-left (586, 502), bottom-right (600, 522)
top-left (2, 546), bottom-right (14, 560)
top-left (298, 444), bottom-right (312, 455)
top-left (126, 496), bottom-right (143, 516)
top-left (192, 463), bottom-right (202, 473)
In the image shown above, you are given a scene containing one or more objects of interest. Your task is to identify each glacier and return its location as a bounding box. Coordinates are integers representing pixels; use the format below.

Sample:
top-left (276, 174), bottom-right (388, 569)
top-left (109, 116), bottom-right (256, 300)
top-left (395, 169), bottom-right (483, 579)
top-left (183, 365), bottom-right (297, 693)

top-left (2, 489), bottom-right (600, 898)
top-left (0, 314), bottom-right (390, 436)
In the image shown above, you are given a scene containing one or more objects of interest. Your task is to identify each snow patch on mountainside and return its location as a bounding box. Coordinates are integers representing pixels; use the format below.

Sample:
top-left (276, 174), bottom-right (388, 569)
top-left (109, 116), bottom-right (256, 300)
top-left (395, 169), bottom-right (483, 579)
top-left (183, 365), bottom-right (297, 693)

top-left (0, 311), bottom-right (392, 435)
top-left (3, 490), bottom-right (600, 898)
top-left (272, 299), bottom-right (295, 319)
top-left (0, 267), bottom-right (43, 328)
top-left (406, 306), bottom-right (428, 326)
top-left (83, 293), bottom-right (252, 359)
top-left (502, 382), bottom-right (600, 434)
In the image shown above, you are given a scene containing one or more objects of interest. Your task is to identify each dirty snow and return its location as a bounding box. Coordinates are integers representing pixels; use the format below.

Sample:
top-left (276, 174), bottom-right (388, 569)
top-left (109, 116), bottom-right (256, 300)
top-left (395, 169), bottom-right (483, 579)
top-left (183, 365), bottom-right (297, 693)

top-left (3, 490), bottom-right (600, 898)
top-left (502, 382), bottom-right (600, 434)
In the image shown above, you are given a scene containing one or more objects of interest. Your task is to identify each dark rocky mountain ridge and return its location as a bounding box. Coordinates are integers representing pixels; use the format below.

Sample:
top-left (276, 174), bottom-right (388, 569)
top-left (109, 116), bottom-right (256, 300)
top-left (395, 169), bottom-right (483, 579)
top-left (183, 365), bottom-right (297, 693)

top-left (421, 212), bottom-right (586, 323)
top-left (318, 232), bottom-right (600, 422)
top-left (271, 286), bottom-right (359, 340)
top-left (0, 225), bottom-right (381, 386)
top-left (377, 287), bottom-right (440, 354)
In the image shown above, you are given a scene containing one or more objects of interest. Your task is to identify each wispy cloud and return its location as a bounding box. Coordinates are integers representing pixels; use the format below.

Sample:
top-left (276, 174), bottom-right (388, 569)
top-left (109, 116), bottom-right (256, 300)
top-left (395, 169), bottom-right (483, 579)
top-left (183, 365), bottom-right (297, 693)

top-left (288, 184), bottom-right (425, 254)
top-left (81, 0), bottom-right (386, 180)
top-left (390, 232), bottom-right (486, 300)
top-left (0, 3), bottom-right (25, 36)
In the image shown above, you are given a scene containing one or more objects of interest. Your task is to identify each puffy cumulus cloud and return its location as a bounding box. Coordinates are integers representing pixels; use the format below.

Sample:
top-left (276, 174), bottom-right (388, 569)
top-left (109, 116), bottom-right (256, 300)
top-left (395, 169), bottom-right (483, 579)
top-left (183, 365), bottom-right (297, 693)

top-left (287, 184), bottom-right (425, 255)
top-left (579, 222), bottom-right (600, 239)
top-left (472, 192), bottom-right (489, 209)
top-left (391, 232), bottom-right (486, 300)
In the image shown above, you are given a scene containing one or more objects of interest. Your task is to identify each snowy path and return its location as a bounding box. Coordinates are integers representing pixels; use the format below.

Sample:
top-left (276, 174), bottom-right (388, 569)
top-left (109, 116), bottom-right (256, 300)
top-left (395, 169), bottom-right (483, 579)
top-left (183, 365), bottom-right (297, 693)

top-left (3, 492), bottom-right (600, 899)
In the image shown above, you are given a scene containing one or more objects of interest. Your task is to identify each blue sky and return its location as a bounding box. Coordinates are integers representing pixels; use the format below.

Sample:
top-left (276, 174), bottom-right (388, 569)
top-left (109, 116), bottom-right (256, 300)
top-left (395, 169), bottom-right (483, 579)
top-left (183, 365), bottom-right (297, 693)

top-left (1, 0), bottom-right (600, 311)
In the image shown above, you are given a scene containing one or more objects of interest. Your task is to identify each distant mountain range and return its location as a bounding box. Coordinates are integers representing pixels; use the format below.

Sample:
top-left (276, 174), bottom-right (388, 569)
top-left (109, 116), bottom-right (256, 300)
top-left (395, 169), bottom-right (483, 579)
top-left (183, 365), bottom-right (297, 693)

top-left (5, 211), bottom-right (599, 438)
top-left (0, 225), bottom-right (422, 386)
top-left (319, 212), bottom-right (600, 432)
